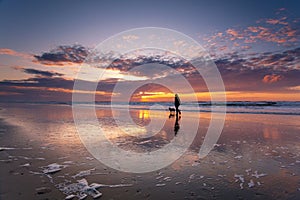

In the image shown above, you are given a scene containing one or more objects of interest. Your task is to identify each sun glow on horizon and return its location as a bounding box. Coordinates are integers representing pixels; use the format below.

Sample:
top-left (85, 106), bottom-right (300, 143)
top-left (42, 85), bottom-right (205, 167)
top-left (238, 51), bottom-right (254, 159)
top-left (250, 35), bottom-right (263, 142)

top-left (134, 90), bottom-right (300, 102)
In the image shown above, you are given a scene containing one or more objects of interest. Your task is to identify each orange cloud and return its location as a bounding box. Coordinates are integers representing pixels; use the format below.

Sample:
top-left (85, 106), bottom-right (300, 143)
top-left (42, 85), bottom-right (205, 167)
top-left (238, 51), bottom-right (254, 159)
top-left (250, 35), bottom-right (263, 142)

top-left (0, 48), bottom-right (31, 58)
top-left (266, 17), bottom-right (288, 25)
top-left (226, 28), bottom-right (244, 40)
top-left (0, 48), bottom-right (16, 55)
top-left (248, 26), bottom-right (260, 33)
top-left (31, 60), bottom-right (80, 66)
top-left (226, 29), bottom-right (239, 37)
top-left (262, 74), bottom-right (283, 83)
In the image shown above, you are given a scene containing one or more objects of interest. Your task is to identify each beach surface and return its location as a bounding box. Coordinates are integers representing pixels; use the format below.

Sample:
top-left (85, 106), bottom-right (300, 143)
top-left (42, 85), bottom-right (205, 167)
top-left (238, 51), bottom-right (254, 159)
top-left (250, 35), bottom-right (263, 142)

top-left (0, 103), bottom-right (300, 200)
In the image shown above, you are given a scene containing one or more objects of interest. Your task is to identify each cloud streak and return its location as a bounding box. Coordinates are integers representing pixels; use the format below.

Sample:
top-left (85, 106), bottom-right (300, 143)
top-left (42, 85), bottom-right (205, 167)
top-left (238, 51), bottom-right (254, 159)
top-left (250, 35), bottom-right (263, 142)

top-left (22, 68), bottom-right (63, 77)
top-left (0, 48), bottom-right (31, 58)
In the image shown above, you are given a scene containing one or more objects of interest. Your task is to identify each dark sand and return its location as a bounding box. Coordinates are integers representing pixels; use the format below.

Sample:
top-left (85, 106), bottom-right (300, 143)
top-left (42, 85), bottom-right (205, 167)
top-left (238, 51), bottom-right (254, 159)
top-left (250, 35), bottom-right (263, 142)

top-left (0, 103), bottom-right (300, 200)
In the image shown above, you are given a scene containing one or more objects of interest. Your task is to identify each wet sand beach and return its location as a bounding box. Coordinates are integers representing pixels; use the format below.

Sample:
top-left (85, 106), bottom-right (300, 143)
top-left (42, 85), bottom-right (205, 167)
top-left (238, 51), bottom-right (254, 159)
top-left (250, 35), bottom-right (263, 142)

top-left (1, 103), bottom-right (300, 200)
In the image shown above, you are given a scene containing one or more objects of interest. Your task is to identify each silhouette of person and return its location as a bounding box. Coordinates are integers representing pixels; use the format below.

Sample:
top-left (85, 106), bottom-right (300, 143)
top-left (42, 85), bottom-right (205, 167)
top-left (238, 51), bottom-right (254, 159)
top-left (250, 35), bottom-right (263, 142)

top-left (174, 94), bottom-right (181, 115)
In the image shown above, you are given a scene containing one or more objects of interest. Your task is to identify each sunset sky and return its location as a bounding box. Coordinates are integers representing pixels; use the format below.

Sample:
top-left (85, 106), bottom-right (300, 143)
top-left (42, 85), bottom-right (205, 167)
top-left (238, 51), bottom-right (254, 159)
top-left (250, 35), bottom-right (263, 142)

top-left (0, 0), bottom-right (300, 102)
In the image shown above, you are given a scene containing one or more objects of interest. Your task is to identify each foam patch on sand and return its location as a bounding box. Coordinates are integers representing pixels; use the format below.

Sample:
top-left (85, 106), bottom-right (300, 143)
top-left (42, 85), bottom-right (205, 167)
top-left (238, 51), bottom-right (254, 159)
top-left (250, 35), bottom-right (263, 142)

top-left (72, 168), bottom-right (95, 179)
top-left (234, 170), bottom-right (267, 190)
top-left (58, 178), bottom-right (132, 199)
top-left (61, 179), bottom-right (102, 199)
top-left (0, 147), bottom-right (16, 151)
top-left (42, 163), bottom-right (67, 174)
top-left (0, 147), bottom-right (32, 151)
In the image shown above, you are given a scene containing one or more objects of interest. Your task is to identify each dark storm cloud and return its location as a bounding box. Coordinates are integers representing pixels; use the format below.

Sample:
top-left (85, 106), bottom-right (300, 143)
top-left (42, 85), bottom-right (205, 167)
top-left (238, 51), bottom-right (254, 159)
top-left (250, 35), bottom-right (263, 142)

top-left (0, 76), bottom-right (116, 92)
top-left (34, 44), bottom-right (89, 66)
top-left (0, 77), bottom-right (74, 89)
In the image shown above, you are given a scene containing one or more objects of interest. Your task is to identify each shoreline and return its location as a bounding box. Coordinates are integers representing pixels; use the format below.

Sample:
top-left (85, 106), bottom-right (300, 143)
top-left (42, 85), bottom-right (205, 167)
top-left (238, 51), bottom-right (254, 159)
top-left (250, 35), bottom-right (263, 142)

top-left (2, 101), bottom-right (300, 116)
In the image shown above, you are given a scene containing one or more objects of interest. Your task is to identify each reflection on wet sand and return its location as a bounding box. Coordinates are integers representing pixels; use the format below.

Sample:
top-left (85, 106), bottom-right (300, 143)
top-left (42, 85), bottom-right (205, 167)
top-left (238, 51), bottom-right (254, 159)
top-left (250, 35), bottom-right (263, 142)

top-left (100, 109), bottom-right (180, 153)
top-left (139, 109), bottom-right (149, 120)
top-left (263, 126), bottom-right (280, 140)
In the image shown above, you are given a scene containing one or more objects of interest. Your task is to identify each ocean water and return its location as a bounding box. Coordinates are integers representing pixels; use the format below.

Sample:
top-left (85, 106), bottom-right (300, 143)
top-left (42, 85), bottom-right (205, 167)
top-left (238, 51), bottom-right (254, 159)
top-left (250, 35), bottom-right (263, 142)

top-left (71, 101), bottom-right (300, 116)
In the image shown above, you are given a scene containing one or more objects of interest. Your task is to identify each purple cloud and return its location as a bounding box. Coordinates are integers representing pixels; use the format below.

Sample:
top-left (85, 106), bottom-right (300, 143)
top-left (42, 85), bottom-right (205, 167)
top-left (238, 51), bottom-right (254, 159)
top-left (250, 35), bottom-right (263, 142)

top-left (34, 44), bottom-right (89, 66)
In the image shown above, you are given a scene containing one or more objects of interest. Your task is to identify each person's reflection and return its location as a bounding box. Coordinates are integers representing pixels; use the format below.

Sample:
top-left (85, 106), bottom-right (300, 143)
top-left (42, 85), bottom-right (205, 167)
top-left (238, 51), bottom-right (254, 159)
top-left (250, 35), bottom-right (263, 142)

top-left (174, 113), bottom-right (181, 136)
top-left (169, 112), bottom-right (181, 136)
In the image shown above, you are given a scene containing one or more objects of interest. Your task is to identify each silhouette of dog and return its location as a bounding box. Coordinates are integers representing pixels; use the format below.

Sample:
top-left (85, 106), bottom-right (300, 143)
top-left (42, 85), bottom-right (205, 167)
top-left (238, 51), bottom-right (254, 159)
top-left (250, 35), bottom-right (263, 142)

top-left (169, 107), bottom-right (176, 112)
